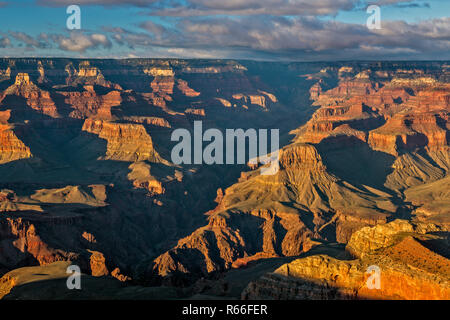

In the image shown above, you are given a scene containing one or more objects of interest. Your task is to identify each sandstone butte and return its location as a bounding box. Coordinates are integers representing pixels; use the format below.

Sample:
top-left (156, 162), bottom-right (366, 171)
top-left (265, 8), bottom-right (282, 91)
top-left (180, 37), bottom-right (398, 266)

top-left (0, 59), bottom-right (448, 300)
top-left (81, 118), bottom-right (167, 163)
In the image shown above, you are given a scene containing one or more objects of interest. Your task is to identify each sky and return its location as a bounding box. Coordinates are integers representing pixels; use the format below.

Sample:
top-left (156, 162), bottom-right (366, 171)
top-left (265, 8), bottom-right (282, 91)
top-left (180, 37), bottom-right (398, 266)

top-left (0, 0), bottom-right (449, 60)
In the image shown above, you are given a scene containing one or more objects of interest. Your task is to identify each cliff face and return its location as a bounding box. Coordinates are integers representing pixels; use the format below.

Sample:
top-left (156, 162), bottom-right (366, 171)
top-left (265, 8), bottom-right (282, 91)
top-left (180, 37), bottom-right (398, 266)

top-left (0, 124), bottom-right (32, 164)
top-left (177, 79), bottom-right (200, 97)
top-left (81, 119), bottom-right (165, 162)
top-left (59, 87), bottom-right (122, 119)
top-left (242, 220), bottom-right (450, 300)
top-left (151, 75), bottom-right (175, 96)
top-left (0, 59), bottom-right (287, 290)
top-left (368, 113), bottom-right (447, 155)
top-left (0, 216), bottom-right (76, 270)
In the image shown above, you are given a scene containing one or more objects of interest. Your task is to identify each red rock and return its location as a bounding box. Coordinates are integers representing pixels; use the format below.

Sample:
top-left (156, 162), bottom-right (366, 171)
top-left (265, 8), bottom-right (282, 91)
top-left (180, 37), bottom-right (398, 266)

top-left (177, 79), bottom-right (200, 97)
top-left (4, 73), bottom-right (59, 118)
top-left (0, 124), bottom-right (32, 164)
top-left (60, 88), bottom-right (122, 120)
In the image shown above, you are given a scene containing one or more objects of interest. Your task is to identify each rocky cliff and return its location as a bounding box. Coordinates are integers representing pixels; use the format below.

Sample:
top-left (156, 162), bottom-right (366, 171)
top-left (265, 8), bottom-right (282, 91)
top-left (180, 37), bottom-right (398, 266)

top-left (242, 220), bottom-right (450, 300)
top-left (81, 118), bottom-right (165, 163)
top-left (60, 86), bottom-right (122, 119)
top-left (0, 124), bottom-right (32, 164)
top-left (4, 73), bottom-right (59, 118)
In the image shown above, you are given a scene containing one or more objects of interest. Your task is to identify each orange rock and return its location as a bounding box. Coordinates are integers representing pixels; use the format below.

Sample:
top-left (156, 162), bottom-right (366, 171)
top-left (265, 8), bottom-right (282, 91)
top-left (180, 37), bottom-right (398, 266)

top-left (61, 89), bottom-right (121, 120)
top-left (4, 73), bottom-right (59, 118)
top-left (0, 124), bottom-right (32, 164)
top-left (88, 250), bottom-right (109, 277)
top-left (82, 119), bottom-right (165, 162)
top-left (243, 221), bottom-right (450, 300)
top-left (177, 79), bottom-right (200, 97)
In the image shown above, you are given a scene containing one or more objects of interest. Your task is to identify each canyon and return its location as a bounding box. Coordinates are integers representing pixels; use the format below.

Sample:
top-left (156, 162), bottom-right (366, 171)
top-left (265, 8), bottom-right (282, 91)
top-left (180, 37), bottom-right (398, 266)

top-left (0, 59), bottom-right (448, 300)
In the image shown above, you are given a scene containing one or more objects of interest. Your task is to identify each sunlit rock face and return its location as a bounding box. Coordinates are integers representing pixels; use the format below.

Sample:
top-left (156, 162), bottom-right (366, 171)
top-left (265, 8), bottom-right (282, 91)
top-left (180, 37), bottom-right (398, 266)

top-left (81, 118), bottom-right (165, 162)
top-left (243, 220), bottom-right (450, 300)
top-left (0, 124), bottom-right (32, 164)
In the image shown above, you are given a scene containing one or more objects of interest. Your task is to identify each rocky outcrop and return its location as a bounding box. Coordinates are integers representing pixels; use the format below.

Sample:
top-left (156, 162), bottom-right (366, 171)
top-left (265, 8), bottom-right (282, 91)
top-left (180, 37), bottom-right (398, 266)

top-left (368, 113), bottom-right (447, 155)
top-left (127, 162), bottom-right (165, 195)
top-left (89, 250), bottom-right (109, 277)
top-left (0, 124), bottom-right (32, 164)
top-left (66, 61), bottom-right (121, 89)
top-left (346, 219), bottom-right (416, 257)
top-left (60, 87), bottom-right (122, 119)
top-left (184, 108), bottom-right (205, 116)
top-left (4, 73), bottom-right (59, 118)
top-left (177, 79), bottom-right (200, 97)
top-left (0, 67), bottom-right (11, 79)
top-left (242, 220), bottom-right (450, 300)
top-left (151, 76), bottom-right (174, 96)
top-left (121, 116), bottom-right (171, 128)
top-left (37, 61), bottom-right (47, 84)
top-left (215, 98), bottom-right (231, 107)
top-left (82, 119), bottom-right (165, 162)
top-left (144, 67), bottom-right (174, 77)
top-left (0, 216), bottom-right (77, 270)
top-left (231, 92), bottom-right (277, 109)
top-left (77, 62), bottom-right (100, 78)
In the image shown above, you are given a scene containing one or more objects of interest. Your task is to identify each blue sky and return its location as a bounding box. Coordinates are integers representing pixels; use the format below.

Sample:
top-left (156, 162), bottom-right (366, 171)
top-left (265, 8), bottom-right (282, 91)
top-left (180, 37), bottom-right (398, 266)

top-left (0, 0), bottom-right (449, 60)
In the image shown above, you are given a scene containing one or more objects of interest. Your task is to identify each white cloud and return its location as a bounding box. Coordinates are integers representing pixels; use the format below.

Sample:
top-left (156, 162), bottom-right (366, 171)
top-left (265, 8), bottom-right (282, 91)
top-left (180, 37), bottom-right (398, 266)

top-left (52, 32), bottom-right (112, 52)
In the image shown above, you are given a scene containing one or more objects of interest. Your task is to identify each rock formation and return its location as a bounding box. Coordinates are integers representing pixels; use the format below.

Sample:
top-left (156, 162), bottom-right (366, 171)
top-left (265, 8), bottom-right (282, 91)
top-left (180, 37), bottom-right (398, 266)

top-left (242, 220), bottom-right (450, 300)
top-left (81, 119), bottom-right (165, 163)
top-left (0, 124), bottom-right (32, 164)
top-left (59, 86), bottom-right (122, 119)
top-left (4, 73), bottom-right (59, 118)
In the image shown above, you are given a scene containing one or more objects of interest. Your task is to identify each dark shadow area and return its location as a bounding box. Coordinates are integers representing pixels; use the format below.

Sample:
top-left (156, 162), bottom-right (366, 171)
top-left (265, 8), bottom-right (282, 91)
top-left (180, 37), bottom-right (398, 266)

top-left (0, 95), bottom-right (55, 123)
top-left (418, 232), bottom-right (450, 259)
top-left (317, 136), bottom-right (396, 192)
